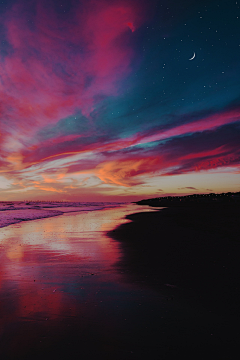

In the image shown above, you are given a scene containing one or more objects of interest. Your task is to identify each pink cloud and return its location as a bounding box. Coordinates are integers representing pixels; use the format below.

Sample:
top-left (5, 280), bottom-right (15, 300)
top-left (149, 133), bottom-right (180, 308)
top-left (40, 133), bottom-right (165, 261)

top-left (8, 107), bottom-right (240, 176)
top-left (136, 109), bottom-right (240, 145)
top-left (0, 0), bottom-right (143, 147)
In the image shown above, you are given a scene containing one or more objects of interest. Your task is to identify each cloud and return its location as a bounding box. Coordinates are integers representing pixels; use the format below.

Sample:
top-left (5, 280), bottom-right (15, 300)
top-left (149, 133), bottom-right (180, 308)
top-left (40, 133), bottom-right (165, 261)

top-left (93, 121), bottom-right (240, 185)
top-left (4, 118), bottom-right (240, 190)
top-left (0, 0), bottom-right (144, 151)
top-left (0, 1), bottom-right (239, 198)
top-left (97, 157), bottom-right (163, 186)
top-left (134, 108), bottom-right (240, 146)
top-left (178, 187), bottom-right (197, 190)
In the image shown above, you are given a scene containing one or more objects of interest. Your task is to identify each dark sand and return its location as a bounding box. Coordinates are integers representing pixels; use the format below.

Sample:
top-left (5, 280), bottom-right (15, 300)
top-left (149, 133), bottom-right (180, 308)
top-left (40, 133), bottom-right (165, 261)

top-left (108, 203), bottom-right (240, 358)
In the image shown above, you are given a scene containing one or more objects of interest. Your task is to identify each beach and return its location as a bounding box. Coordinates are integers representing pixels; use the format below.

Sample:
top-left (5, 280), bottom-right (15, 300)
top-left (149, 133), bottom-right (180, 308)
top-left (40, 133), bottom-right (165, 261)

top-left (108, 202), bottom-right (240, 357)
top-left (0, 202), bottom-right (239, 359)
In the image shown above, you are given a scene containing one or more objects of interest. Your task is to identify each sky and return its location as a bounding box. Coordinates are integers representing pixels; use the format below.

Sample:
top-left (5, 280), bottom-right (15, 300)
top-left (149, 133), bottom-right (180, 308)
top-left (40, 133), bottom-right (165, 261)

top-left (0, 0), bottom-right (239, 201)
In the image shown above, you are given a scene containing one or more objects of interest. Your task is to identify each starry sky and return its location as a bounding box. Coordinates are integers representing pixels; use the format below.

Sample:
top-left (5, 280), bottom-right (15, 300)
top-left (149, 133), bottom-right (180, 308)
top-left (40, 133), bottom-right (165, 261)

top-left (0, 0), bottom-right (239, 201)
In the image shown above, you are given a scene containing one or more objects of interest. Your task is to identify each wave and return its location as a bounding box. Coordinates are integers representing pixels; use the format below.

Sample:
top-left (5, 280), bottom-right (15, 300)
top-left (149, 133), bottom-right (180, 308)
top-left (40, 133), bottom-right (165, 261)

top-left (0, 201), bottom-right (126, 229)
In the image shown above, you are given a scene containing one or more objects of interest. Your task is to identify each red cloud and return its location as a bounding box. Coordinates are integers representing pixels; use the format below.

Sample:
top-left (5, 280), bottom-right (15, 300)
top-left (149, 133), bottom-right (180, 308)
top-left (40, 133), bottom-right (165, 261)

top-left (195, 154), bottom-right (240, 172)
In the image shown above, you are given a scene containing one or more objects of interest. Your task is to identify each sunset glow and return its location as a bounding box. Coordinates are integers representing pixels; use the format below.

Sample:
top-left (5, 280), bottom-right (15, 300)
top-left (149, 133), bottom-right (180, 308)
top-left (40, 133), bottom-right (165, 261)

top-left (0, 0), bottom-right (239, 201)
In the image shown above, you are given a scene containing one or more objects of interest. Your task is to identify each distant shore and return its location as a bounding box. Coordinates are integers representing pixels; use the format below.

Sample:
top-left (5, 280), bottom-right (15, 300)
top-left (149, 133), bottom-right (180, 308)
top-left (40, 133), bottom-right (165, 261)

top-left (136, 190), bottom-right (240, 207)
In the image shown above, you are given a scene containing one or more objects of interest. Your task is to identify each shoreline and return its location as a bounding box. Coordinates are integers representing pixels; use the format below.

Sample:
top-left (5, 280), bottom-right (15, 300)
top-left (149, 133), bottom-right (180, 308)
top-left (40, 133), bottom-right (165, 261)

top-left (0, 202), bottom-right (122, 229)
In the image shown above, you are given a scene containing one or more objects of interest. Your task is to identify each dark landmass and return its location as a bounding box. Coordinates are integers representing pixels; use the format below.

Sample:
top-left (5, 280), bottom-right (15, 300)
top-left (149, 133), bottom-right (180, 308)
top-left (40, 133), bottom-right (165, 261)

top-left (136, 190), bottom-right (240, 207)
top-left (108, 197), bottom-right (240, 358)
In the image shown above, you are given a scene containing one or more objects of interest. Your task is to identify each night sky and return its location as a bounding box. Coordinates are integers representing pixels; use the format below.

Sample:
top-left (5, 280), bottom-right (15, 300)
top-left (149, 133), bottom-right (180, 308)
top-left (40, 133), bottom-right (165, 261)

top-left (0, 0), bottom-right (239, 201)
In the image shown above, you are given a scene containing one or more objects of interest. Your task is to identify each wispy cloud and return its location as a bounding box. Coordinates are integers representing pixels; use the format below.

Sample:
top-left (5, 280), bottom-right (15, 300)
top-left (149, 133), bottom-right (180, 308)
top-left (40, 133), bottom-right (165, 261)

top-left (0, 0), bottom-right (239, 200)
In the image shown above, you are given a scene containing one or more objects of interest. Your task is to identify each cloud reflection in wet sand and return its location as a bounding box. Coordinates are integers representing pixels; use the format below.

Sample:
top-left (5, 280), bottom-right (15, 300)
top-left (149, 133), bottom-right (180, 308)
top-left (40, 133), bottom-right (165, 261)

top-left (0, 204), bottom-right (161, 359)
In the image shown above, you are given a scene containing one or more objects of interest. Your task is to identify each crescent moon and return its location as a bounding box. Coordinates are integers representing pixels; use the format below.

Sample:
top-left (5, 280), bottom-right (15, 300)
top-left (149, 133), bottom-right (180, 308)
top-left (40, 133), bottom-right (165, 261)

top-left (189, 52), bottom-right (196, 60)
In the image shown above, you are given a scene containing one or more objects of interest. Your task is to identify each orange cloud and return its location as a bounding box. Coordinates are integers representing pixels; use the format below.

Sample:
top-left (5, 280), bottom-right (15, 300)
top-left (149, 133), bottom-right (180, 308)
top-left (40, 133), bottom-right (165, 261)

top-left (97, 157), bottom-right (162, 186)
top-left (35, 186), bottom-right (64, 192)
top-left (6, 153), bottom-right (25, 170)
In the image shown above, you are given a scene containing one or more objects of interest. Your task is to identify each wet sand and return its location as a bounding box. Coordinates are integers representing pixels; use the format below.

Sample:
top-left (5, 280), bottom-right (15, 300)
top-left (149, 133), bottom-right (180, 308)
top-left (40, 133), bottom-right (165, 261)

top-left (108, 203), bottom-right (240, 358)
top-left (0, 204), bottom-right (166, 360)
